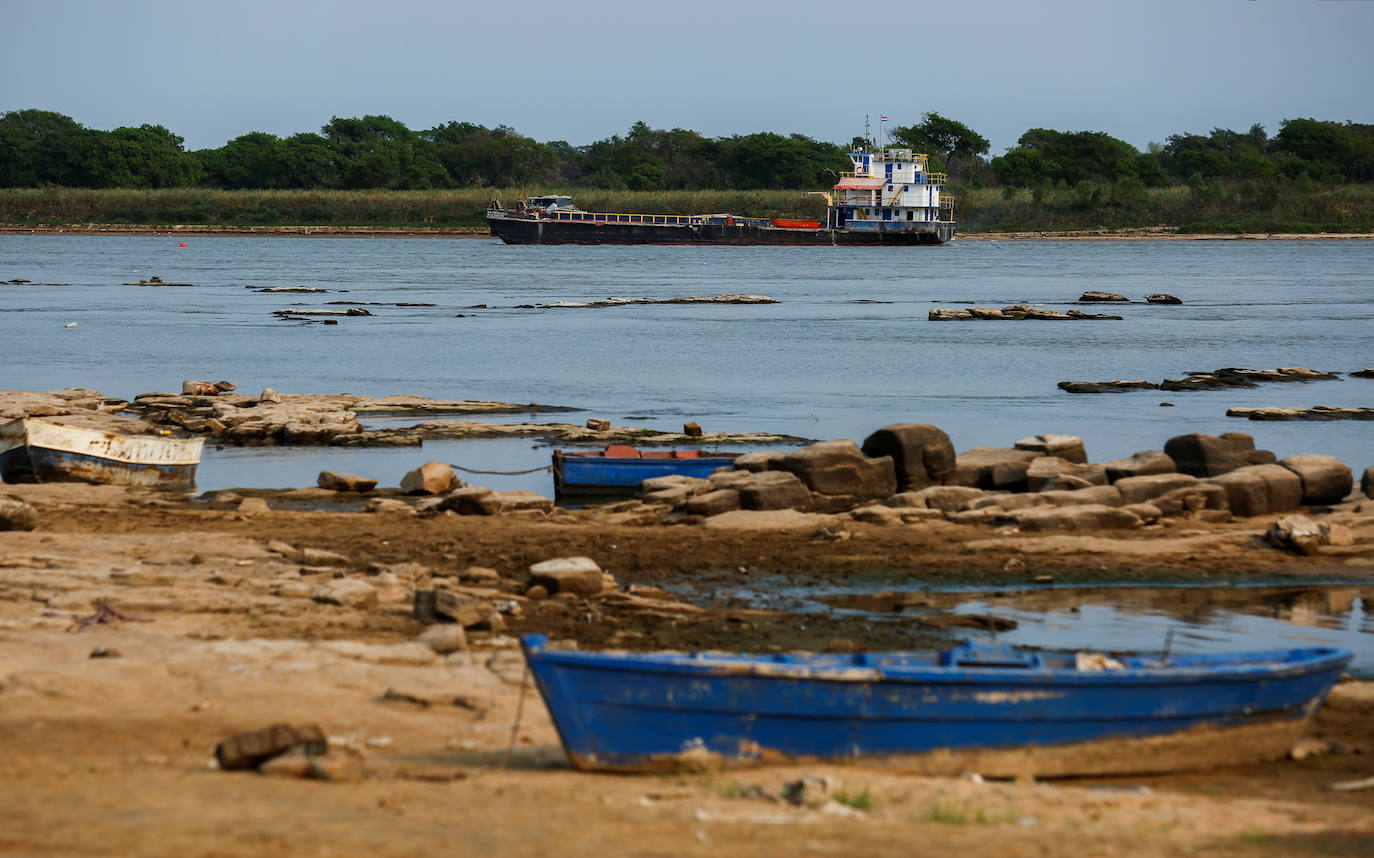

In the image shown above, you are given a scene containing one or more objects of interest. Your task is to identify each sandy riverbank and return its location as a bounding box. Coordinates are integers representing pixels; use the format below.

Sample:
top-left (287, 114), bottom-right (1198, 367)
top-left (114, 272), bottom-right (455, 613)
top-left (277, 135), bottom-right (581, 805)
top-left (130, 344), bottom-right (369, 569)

top-left (2, 481), bottom-right (1373, 857)
top-left (3, 222), bottom-right (1372, 241)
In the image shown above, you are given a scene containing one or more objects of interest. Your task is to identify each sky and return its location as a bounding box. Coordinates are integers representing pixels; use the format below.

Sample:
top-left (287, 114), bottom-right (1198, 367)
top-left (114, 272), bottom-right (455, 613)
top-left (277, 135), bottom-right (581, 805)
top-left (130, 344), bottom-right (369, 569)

top-left (4, 0), bottom-right (1372, 154)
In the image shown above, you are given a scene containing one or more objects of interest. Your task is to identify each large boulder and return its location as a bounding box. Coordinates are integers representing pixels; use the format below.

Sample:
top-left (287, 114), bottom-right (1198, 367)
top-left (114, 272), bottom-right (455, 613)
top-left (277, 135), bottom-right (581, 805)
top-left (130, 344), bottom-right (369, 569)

top-left (1114, 473), bottom-right (1200, 505)
top-left (401, 461), bottom-right (458, 495)
top-left (528, 557), bottom-right (614, 597)
top-left (1026, 457), bottom-right (1106, 491)
top-left (1278, 454), bottom-right (1353, 506)
top-left (1080, 290), bottom-right (1129, 302)
top-left (1102, 450), bottom-right (1176, 482)
top-left (1006, 504), bottom-right (1142, 532)
top-left (1152, 483), bottom-right (1229, 516)
top-left (860, 423), bottom-right (956, 492)
top-left (1365, 465), bottom-right (1374, 499)
top-left (733, 451), bottom-right (786, 472)
top-left (701, 509), bottom-right (840, 532)
top-left (735, 470), bottom-right (814, 511)
top-left (772, 440), bottom-right (896, 512)
top-left (686, 489), bottom-right (742, 516)
top-left (1014, 434), bottom-right (1087, 464)
top-left (1164, 432), bottom-right (1272, 477)
top-left (316, 470), bottom-right (378, 492)
top-left (1264, 515), bottom-right (1327, 556)
top-left (1207, 464), bottom-right (1302, 517)
top-left (951, 447), bottom-right (1040, 489)
top-left (901, 485), bottom-right (987, 511)
top-left (312, 578), bottom-right (378, 609)
top-left (1035, 485), bottom-right (1124, 508)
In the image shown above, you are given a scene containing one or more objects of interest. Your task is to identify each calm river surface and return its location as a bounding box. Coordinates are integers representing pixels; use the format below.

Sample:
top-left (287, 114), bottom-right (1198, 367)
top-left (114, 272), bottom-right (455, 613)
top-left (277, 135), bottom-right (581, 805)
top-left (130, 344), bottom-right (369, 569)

top-left (1, 234), bottom-right (1371, 493)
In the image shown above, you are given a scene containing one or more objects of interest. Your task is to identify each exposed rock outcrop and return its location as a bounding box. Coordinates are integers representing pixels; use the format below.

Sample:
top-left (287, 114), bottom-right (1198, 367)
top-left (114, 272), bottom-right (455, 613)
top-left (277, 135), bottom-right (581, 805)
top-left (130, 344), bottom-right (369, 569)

top-left (1278, 454), bottom-right (1353, 505)
top-left (860, 423), bottom-right (956, 492)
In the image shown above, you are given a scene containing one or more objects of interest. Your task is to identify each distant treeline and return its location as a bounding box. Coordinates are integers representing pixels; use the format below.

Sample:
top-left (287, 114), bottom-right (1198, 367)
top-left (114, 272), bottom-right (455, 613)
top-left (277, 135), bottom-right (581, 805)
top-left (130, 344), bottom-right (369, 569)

top-left (3, 109), bottom-right (1373, 194)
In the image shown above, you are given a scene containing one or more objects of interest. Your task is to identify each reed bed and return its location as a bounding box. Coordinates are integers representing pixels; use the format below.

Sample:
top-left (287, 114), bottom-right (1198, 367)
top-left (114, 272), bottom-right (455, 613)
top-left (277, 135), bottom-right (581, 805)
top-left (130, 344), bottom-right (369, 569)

top-left (1, 185), bottom-right (1371, 233)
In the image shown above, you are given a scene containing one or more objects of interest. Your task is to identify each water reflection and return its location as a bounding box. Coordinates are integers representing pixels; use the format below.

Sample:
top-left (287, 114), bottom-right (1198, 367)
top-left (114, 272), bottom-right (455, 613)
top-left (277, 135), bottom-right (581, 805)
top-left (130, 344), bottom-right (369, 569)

top-left (813, 584), bottom-right (1374, 677)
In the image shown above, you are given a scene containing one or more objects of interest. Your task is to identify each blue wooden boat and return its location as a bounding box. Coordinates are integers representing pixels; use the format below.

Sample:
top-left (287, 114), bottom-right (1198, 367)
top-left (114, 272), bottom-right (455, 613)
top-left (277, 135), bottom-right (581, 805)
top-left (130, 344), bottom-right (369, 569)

top-left (552, 446), bottom-right (742, 497)
top-left (522, 635), bottom-right (1351, 776)
top-left (0, 417), bottom-right (203, 489)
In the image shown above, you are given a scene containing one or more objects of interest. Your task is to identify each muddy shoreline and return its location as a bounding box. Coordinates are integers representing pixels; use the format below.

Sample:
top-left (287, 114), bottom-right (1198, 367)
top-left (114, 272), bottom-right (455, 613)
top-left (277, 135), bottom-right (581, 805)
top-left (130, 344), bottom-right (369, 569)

top-left (2, 481), bottom-right (1373, 857)
top-left (3, 221), bottom-right (1372, 241)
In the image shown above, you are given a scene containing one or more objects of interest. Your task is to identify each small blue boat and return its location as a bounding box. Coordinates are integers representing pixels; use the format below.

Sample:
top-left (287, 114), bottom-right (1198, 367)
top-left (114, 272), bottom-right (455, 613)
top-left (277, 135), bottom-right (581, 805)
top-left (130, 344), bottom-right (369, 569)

top-left (522, 635), bottom-right (1351, 776)
top-left (552, 446), bottom-right (742, 497)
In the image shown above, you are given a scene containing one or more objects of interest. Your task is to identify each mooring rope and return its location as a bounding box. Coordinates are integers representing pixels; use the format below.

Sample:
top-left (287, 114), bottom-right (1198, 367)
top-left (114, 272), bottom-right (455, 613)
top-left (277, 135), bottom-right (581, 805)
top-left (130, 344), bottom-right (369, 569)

top-left (446, 463), bottom-right (553, 476)
top-left (501, 662), bottom-right (532, 770)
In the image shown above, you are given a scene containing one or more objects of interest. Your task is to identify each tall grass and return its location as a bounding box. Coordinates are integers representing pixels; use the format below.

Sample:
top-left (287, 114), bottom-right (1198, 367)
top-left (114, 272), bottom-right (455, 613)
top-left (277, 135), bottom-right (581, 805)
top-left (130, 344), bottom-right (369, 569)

top-left (2, 183), bottom-right (1372, 233)
top-left (0, 187), bottom-right (828, 228)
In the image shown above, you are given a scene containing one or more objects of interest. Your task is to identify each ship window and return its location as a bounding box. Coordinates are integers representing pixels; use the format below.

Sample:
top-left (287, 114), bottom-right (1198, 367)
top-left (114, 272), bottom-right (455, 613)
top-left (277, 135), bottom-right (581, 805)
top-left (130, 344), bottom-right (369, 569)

top-left (908, 211), bottom-right (914, 220)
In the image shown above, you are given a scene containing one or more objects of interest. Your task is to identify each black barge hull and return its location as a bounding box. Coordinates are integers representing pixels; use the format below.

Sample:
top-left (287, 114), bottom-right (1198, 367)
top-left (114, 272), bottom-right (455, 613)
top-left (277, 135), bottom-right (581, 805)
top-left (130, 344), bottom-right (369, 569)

top-left (487, 217), bottom-right (954, 246)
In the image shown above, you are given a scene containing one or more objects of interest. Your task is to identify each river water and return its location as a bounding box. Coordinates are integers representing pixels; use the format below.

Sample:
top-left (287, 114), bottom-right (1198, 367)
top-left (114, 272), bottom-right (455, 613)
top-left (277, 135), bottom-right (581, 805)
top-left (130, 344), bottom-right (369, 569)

top-left (2, 234), bottom-right (1371, 495)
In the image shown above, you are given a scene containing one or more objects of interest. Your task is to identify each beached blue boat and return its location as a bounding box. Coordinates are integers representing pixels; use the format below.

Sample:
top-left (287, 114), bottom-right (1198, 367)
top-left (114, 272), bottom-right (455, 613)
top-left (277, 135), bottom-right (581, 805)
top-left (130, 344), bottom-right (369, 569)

top-left (522, 635), bottom-right (1351, 776)
top-left (552, 446), bottom-right (742, 497)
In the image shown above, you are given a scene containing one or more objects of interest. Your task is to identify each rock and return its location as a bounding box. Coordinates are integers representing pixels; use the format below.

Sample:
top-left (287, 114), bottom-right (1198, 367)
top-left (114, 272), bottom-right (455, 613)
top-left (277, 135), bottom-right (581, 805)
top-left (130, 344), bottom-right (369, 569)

top-left (433, 590), bottom-right (496, 627)
top-left (1228, 405), bottom-right (1374, 421)
top-left (1152, 483), bottom-right (1229, 516)
top-left (1079, 290), bottom-right (1129, 302)
top-left (1036, 485), bottom-right (1124, 508)
top-left (1278, 454), bottom-right (1354, 506)
top-left (214, 723), bottom-right (326, 771)
top-left (182, 380), bottom-right (236, 396)
top-left (441, 486), bottom-right (495, 514)
top-left (700, 509), bottom-right (840, 532)
top-left (734, 470), bottom-right (814, 512)
top-left (1039, 474), bottom-right (1094, 491)
top-left (1164, 432), bottom-right (1266, 478)
top-left (951, 447), bottom-right (1040, 489)
top-left (929, 307), bottom-right (973, 320)
top-left (1008, 504), bottom-right (1143, 532)
top-left (1114, 473), bottom-right (1200, 505)
top-left (462, 566), bottom-right (502, 584)
top-left (1365, 466), bottom-right (1374, 499)
top-left (907, 485), bottom-right (986, 511)
top-left (367, 498), bottom-right (413, 514)
top-left (401, 461), bottom-right (457, 495)
top-left (1122, 502), bottom-right (1163, 523)
top-left (1146, 293), bottom-right (1183, 304)
top-left (1162, 367), bottom-right (1340, 392)
top-left (849, 505), bottom-right (904, 525)
top-left (417, 624), bottom-right (468, 654)
top-left (1014, 434), bottom-right (1087, 464)
top-left (528, 556), bottom-right (612, 597)
top-left (1265, 515), bottom-right (1327, 555)
top-left (300, 547), bottom-right (350, 567)
top-left (772, 440), bottom-right (896, 512)
top-left (585, 418), bottom-right (612, 431)
top-left (683, 421), bottom-right (703, 437)
top-left (968, 492), bottom-right (1050, 512)
top-left (260, 387), bottom-right (282, 403)
top-left (483, 491), bottom-right (554, 514)
top-left (734, 451), bottom-right (786, 472)
top-left (316, 470), bottom-right (377, 492)
top-left (0, 497), bottom-right (39, 531)
top-left (686, 489), bottom-right (742, 516)
top-left (860, 423), bottom-right (956, 492)
top-left (1057, 380), bottom-right (1159, 394)
top-left (312, 578), bottom-right (378, 609)
top-left (782, 775), bottom-right (833, 808)
top-left (259, 745), bottom-right (364, 782)
top-left (640, 474), bottom-right (707, 494)
top-left (1025, 457), bottom-right (1106, 491)
top-left (1207, 464), bottom-right (1303, 517)
top-left (525, 585), bottom-right (548, 601)
top-left (236, 497), bottom-right (271, 515)
top-left (1352, 369), bottom-right (1374, 379)
top-left (1103, 450), bottom-right (1176, 482)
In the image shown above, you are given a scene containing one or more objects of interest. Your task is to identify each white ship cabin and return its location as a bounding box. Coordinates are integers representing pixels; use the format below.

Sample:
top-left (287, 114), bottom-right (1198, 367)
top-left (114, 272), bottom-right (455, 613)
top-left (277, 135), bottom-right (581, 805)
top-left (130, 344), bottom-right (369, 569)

top-left (521, 195), bottom-right (579, 213)
top-left (829, 149), bottom-right (952, 230)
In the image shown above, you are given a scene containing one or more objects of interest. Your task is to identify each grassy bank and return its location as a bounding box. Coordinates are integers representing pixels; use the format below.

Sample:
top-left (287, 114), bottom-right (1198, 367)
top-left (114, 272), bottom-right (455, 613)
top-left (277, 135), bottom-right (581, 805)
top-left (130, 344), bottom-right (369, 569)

top-left (1, 184), bottom-right (1372, 233)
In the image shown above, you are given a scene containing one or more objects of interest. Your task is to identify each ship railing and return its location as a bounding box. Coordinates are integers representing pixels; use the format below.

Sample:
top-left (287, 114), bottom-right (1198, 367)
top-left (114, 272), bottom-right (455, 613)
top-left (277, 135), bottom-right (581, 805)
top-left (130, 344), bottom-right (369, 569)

top-left (839, 171), bottom-right (947, 184)
top-left (940, 196), bottom-right (956, 208)
top-left (545, 210), bottom-right (706, 226)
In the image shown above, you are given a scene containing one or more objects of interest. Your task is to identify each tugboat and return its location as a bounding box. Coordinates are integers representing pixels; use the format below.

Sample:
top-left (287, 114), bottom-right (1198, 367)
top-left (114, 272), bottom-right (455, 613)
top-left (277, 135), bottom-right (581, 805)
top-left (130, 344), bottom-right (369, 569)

top-left (486, 148), bottom-right (955, 246)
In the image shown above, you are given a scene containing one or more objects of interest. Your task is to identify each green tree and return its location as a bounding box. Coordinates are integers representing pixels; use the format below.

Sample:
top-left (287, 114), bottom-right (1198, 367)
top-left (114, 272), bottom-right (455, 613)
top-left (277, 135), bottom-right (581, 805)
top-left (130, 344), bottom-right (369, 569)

top-left (0, 109), bottom-right (97, 186)
top-left (200, 131), bottom-right (290, 189)
top-left (87, 124), bottom-right (199, 188)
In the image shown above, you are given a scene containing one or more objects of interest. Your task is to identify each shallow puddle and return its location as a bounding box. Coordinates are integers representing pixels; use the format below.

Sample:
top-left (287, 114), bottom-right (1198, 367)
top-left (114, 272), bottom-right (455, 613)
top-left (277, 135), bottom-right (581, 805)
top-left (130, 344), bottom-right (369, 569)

top-left (789, 582), bottom-right (1374, 677)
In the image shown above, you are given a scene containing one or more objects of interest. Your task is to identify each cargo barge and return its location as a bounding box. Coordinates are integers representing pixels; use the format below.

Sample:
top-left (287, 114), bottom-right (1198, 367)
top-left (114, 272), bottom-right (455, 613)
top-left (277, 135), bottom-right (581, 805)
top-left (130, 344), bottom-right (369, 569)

top-left (486, 148), bottom-right (955, 246)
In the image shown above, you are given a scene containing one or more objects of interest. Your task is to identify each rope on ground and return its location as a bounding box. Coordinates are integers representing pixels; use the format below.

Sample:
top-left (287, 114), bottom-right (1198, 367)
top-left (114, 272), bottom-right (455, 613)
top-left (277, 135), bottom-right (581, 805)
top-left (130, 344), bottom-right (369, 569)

top-left (501, 662), bottom-right (532, 770)
top-left (446, 463), bottom-right (553, 476)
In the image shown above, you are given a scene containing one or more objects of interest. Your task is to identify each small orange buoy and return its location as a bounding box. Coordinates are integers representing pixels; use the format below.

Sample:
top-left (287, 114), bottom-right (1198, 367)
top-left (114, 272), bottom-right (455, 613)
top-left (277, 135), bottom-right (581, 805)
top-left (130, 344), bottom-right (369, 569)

top-left (178, 242), bottom-right (187, 247)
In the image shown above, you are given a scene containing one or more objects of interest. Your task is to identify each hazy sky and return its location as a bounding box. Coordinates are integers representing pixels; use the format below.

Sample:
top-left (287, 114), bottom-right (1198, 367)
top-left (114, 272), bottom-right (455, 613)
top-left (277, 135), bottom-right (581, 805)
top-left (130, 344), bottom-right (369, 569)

top-left (4, 0), bottom-right (1371, 153)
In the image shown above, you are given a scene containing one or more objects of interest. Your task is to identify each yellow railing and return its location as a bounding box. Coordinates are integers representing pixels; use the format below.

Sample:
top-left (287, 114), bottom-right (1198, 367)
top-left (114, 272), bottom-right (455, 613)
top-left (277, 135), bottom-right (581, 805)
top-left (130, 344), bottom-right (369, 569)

top-left (940, 196), bottom-right (955, 208)
top-left (838, 170), bottom-right (946, 184)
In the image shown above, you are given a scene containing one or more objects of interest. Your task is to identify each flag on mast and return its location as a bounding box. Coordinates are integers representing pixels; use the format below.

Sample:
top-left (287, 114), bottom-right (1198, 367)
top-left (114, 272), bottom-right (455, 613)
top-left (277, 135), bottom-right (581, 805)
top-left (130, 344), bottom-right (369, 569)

top-left (879, 115), bottom-right (889, 121)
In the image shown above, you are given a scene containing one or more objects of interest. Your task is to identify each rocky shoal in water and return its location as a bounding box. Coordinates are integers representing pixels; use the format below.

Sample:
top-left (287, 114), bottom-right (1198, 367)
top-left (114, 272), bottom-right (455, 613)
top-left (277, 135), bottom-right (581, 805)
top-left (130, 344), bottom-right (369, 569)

top-left (1060, 366), bottom-right (1351, 394)
top-left (0, 388), bottom-right (805, 447)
